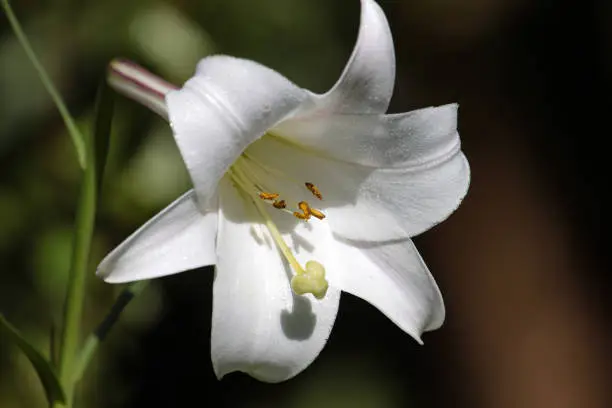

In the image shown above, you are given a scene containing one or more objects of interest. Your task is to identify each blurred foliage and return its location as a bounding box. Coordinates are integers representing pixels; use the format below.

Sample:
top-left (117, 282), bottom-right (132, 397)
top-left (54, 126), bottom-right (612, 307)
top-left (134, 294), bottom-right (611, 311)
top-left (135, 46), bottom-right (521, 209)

top-left (0, 314), bottom-right (65, 405)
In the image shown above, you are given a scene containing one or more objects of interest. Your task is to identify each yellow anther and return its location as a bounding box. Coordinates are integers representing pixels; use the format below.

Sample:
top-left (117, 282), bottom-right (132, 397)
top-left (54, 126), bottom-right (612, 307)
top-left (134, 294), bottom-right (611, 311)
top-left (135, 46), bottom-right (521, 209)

top-left (305, 182), bottom-right (323, 200)
top-left (309, 208), bottom-right (326, 220)
top-left (272, 199), bottom-right (287, 209)
top-left (293, 211), bottom-right (310, 221)
top-left (291, 261), bottom-right (329, 299)
top-left (259, 192), bottom-right (279, 200)
top-left (298, 201), bottom-right (311, 216)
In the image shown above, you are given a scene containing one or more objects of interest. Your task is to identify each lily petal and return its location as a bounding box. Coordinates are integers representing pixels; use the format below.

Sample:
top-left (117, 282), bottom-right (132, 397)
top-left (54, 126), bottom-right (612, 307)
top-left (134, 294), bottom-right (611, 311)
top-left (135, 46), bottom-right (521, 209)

top-left (212, 178), bottom-right (340, 382)
top-left (166, 56), bottom-right (308, 210)
top-left (328, 236), bottom-right (444, 341)
top-left (275, 104), bottom-right (461, 168)
top-left (246, 130), bottom-right (469, 241)
top-left (97, 190), bottom-right (217, 283)
top-left (220, 163), bottom-right (441, 343)
top-left (334, 154), bottom-right (469, 242)
top-left (312, 0), bottom-right (395, 114)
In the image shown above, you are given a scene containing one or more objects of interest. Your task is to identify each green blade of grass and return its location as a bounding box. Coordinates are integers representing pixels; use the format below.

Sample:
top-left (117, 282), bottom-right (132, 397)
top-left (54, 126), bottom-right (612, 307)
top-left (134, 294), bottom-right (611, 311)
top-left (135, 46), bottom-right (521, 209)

top-left (0, 314), bottom-right (66, 405)
top-left (53, 77), bottom-right (114, 408)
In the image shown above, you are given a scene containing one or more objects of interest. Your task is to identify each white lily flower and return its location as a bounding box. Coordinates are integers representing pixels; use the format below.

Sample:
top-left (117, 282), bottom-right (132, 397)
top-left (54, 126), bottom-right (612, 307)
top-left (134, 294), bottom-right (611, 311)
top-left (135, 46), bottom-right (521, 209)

top-left (98, 0), bottom-right (470, 382)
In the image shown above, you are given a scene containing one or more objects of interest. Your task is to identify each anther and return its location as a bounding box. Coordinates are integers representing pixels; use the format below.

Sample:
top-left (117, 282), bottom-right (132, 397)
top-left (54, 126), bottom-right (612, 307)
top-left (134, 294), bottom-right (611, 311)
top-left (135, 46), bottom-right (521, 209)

top-left (305, 182), bottom-right (323, 200)
top-left (298, 201), bottom-right (311, 216)
top-left (293, 211), bottom-right (310, 221)
top-left (272, 200), bottom-right (287, 209)
top-left (259, 192), bottom-right (279, 200)
top-left (310, 208), bottom-right (326, 220)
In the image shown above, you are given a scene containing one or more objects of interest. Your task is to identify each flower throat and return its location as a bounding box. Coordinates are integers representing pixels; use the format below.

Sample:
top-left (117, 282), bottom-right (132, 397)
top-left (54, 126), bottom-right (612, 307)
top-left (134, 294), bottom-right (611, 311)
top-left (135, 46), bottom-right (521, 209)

top-left (228, 157), bottom-right (329, 299)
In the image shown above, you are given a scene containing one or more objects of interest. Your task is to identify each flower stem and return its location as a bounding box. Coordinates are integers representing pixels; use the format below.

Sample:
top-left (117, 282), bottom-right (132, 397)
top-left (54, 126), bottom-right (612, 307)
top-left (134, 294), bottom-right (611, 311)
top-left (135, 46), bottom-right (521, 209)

top-left (72, 281), bottom-right (148, 383)
top-left (54, 151), bottom-right (96, 407)
top-left (0, 0), bottom-right (86, 168)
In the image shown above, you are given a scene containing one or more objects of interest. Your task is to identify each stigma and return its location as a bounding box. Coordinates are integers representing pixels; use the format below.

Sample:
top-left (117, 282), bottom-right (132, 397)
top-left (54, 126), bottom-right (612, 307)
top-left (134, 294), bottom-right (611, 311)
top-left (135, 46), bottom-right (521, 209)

top-left (291, 261), bottom-right (329, 299)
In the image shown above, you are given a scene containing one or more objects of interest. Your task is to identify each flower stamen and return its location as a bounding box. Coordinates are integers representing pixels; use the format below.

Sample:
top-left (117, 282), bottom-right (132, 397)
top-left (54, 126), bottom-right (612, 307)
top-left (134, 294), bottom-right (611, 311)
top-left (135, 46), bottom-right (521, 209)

top-left (235, 155), bottom-right (326, 223)
top-left (242, 151), bottom-right (302, 186)
top-left (272, 199), bottom-right (287, 209)
top-left (259, 192), bottom-right (279, 200)
top-left (298, 201), bottom-right (311, 217)
top-left (305, 182), bottom-right (323, 200)
top-left (228, 165), bottom-right (329, 299)
top-left (293, 211), bottom-right (310, 221)
top-left (309, 208), bottom-right (326, 220)
top-left (236, 155), bottom-right (274, 193)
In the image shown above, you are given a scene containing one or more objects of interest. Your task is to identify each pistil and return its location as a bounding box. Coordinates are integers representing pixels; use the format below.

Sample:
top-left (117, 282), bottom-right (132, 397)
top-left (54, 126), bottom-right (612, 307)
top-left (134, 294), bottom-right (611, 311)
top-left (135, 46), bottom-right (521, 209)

top-left (228, 164), bottom-right (329, 299)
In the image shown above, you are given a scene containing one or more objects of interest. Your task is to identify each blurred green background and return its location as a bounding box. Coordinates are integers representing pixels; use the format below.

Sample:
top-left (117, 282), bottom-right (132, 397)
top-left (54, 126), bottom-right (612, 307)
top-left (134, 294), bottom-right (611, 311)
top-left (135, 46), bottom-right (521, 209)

top-left (1, 0), bottom-right (611, 407)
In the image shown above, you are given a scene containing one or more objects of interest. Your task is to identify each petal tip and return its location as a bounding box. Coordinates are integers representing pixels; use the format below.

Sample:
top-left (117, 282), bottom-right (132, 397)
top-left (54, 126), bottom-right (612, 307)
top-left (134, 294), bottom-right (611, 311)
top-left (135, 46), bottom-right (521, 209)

top-left (212, 365), bottom-right (226, 381)
top-left (212, 359), bottom-right (300, 383)
top-left (313, 0), bottom-right (395, 114)
top-left (95, 265), bottom-right (125, 284)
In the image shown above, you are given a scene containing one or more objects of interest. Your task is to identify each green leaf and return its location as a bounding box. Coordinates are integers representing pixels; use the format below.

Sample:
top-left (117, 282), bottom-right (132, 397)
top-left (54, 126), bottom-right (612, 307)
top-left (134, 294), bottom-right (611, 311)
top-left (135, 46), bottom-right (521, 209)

top-left (53, 74), bottom-right (112, 406)
top-left (92, 79), bottom-right (114, 193)
top-left (0, 314), bottom-right (66, 405)
top-left (1, 0), bottom-right (87, 168)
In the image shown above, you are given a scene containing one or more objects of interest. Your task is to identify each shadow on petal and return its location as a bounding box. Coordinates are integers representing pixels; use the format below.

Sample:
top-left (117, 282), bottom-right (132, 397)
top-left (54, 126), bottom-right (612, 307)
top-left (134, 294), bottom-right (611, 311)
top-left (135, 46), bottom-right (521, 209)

top-left (281, 294), bottom-right (317, 340)
top-left (333, 234), bottom-right (413, 249)
top-left (289, 230), bottom-right (315, 254)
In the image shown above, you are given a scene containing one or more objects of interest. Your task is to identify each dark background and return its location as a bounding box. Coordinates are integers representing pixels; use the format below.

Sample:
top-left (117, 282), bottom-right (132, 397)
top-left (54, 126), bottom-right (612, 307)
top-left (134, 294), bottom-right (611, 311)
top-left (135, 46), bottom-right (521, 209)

top-left (1, 0), bottom-right (611, 407)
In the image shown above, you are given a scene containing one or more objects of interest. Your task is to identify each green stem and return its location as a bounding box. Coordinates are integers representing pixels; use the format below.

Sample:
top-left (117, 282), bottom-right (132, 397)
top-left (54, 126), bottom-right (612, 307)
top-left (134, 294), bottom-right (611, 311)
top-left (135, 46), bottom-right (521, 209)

top-left (54, 138), bottom-right (96, 407)
top-left (73, 281), bottom-right (149, 383)
top-left (0, 0), bottom-right (87, 168)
